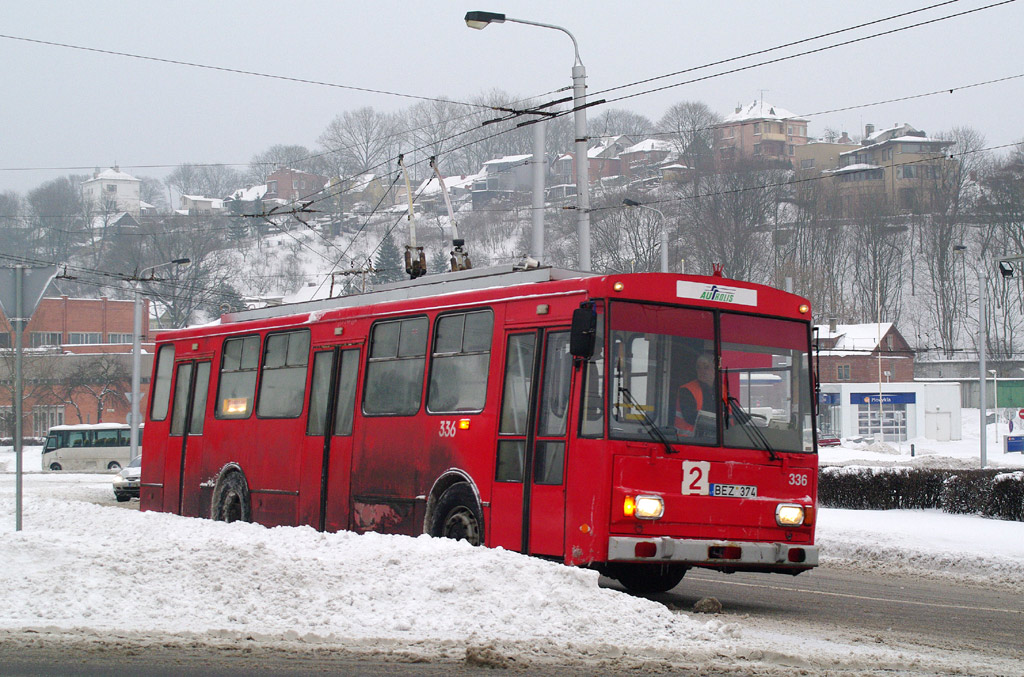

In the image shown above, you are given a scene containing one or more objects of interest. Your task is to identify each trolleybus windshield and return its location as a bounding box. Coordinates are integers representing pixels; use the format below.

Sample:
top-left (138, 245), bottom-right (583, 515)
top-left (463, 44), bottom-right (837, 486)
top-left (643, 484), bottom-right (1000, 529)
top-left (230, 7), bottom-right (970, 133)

top-left (607, 302), bottom-right (813, 452)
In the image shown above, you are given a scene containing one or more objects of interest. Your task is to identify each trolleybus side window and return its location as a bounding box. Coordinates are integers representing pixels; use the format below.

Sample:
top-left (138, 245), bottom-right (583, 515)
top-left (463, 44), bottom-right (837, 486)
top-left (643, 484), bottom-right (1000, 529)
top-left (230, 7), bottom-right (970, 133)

top-left (216, 335), bottom-right (260, 419)
top-left (150, 344), bottom-right (175, 421)
top-left (535, 332), bottom-right (572, 485)
top-left (364, 317), bottom-right (427, 416)
top-left (306, 348), bottom-right (360, 436)
top-left (427, 310), bottom-right (493, 413)
top-left (496, 333), bottom-right (536, 482)
top-left (256, 329), bottom-right (310, 418)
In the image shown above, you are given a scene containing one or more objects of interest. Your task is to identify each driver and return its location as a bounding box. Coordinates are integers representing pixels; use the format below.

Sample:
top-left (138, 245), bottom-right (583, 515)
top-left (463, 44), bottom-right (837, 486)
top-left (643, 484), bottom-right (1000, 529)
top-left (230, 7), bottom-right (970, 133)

top-left (675, 352), bottom-right (715, 436)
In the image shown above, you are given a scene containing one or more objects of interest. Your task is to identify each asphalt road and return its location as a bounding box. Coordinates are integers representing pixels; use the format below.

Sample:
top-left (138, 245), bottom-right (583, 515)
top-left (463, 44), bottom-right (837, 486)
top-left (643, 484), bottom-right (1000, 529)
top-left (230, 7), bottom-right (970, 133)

top-left (642, 564), bottom-right (1024, 659)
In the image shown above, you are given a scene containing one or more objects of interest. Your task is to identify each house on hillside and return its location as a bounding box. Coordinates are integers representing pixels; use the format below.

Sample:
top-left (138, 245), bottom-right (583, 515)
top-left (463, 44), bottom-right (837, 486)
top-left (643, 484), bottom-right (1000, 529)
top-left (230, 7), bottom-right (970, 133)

top-left (826, 123), bottom-right (955, 216)
top-left (224, 184), bottom-right (268, 216)
top-left (714, 100), bottom-right (809, 168)
top-left (179, 195), bottom-right (225, 215)
top-left (620, 139), bottom-right (674, 181)
top-left (815, 322), bottom-right (960, 442)
top-left (81, 167), bottom-right (142, 216)
top-left (265, 168), bottom-right (329, 202)
top-left (471, 154), bottom-right (534, 208)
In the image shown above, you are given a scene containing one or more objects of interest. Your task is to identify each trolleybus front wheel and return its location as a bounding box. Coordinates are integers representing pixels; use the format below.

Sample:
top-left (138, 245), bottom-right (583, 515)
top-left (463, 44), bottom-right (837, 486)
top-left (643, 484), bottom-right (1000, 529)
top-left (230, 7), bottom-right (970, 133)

top-left (430, 483), bottom-right (483, 546)
top-left (49, 462), bottom-right (62, 471)
top-left (609, 563), bottom-right (687, 594)
top-left (212, 472), bottom-right (251, 524)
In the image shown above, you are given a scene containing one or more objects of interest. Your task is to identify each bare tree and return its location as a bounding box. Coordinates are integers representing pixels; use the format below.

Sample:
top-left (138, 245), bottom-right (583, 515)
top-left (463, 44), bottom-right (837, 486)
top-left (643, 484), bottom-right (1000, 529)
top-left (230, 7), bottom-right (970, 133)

top-left (165, 163), bottom-right (244, 202)
top-left (680, 159), bottom-right (781, 283)
top-left (589, 109), bottom-right (654, 140)
top-left (247, 144), bottom-right (330, 184)
top-left (591, 192), bottom-right (664, 273)
top-left (26, 176), bottom-right (89, 261)
top-left (0, 191), bottom-right (28, 259)
top-left (976, 142), bottom-right (1024, 359)
top-left (849, 201), bottom-right (908, 327)
top-left (50, 354), bottom-right (132, 424)
top-left (318, 107), bottom-right (407, 177)
top-left (656, 101), bottom-right (721, 171)
top-left (917, 127), bottom-right (988, 356)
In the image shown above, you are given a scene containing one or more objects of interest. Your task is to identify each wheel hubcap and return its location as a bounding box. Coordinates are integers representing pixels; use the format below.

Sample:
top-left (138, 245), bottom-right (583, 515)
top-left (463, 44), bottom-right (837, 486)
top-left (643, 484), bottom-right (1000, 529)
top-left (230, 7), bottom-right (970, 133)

top-left (442, 507), bottom-right (480, 544)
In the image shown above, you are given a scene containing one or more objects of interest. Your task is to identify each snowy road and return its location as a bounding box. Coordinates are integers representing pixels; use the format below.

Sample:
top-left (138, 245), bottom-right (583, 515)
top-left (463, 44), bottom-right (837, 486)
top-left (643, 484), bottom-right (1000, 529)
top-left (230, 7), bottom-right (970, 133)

top-left (2, 455), bottom-right (1024, 674)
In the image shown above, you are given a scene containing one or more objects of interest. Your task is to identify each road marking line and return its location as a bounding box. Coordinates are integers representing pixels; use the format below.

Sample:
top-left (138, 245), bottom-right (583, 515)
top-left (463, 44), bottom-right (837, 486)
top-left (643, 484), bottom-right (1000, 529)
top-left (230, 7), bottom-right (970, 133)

top-left (688, 576), bottom-right (1024, 615)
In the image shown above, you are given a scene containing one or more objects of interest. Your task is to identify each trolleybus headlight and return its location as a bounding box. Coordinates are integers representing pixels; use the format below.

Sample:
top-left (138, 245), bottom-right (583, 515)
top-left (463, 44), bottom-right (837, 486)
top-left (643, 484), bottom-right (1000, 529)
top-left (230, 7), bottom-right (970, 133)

top-left (776, 503), bottom-right (805, 526)
top-left (626, 494), bottom-right (665, 520)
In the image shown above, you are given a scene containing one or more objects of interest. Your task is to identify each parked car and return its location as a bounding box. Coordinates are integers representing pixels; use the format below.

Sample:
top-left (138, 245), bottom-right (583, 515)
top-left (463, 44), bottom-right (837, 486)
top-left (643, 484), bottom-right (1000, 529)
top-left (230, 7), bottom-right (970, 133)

top-left (112, 455), bottom-right (142, 502)
top-left (817, 430), bottom-right (841, 447)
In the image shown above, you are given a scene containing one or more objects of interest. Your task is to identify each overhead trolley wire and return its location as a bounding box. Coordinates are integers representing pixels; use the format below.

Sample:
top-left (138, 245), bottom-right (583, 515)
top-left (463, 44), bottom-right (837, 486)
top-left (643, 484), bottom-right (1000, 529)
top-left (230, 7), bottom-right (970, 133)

top-left (602, 0), bottom-right (1018, 105)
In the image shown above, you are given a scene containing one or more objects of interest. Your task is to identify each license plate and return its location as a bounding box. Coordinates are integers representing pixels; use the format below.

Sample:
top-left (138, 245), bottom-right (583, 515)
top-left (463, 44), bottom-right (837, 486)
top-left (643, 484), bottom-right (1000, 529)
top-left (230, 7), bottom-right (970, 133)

top-left (710, 483), bottom-right (757, 498)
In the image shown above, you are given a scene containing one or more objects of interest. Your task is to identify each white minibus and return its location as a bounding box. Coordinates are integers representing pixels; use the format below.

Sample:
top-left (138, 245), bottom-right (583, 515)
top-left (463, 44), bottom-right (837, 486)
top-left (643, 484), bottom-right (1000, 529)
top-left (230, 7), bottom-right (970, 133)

top-left (42, 423), bottom-right (140, 472)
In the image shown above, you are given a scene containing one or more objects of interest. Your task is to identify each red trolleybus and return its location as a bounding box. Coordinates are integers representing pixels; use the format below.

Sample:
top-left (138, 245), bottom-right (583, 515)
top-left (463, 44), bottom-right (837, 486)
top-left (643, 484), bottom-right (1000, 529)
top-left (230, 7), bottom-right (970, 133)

top-left (141, 266), bottom-right (819, 592)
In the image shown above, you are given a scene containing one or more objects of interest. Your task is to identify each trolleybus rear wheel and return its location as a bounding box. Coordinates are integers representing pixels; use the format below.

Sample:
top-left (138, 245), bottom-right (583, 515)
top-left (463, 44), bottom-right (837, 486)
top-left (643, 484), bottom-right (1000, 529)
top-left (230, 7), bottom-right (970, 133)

top-left (212, 472), bottom-right (251, 523)
top-left (107, 461), bottom-right (121, 470)
top-left (611, 563), bottom-right (687, 594)
top-left (430, 483), bottom-right (483, 546)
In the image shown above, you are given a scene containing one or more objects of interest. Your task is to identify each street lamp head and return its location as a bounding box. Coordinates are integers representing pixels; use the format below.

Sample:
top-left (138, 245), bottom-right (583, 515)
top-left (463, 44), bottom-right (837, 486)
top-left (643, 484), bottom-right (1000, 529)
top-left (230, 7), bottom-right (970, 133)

top-left (465, 11), bottom-right (505, 29)
top-left (999, 261), bottom-right (1015, 278)
top-left (622, 198), bottom-right (640, 207)
top-left (172, 258), bottom-right (191, 265)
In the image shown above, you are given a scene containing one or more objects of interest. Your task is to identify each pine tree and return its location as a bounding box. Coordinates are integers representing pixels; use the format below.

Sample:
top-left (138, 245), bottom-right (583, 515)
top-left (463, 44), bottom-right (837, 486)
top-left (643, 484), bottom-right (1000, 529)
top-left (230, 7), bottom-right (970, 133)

top-left (372, 232), bottom-right (404, 284)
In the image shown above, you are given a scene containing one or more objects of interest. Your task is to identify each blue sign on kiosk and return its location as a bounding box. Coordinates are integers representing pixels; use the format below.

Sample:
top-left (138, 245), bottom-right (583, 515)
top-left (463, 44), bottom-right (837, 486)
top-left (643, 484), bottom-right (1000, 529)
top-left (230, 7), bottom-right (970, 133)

top-left (1005, 436), bottom-right (1024, 454)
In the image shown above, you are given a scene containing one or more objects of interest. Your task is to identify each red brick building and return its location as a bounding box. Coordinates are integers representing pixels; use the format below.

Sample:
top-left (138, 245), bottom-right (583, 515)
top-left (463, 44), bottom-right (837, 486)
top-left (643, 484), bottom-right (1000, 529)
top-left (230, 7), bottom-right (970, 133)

top-left (264, 168), bottom-right (329, 202)
top-left (0, 297), bottom-right (152, 439)
top-left (816, 322), bottom-right (915, 383)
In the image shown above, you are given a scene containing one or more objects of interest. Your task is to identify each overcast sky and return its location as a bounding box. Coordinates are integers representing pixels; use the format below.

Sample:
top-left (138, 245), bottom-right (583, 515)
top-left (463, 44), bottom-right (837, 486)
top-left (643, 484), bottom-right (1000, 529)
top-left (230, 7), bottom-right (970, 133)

top-left (2, 0), bottom-right (1022, 194)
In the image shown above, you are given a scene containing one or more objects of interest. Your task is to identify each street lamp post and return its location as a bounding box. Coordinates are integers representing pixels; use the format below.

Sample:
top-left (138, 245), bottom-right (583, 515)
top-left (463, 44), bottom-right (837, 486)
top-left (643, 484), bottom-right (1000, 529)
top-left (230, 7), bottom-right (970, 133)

top-left (465, 11), bottom-right (591, 271)
top-left (622, 199), bottom-right (668, 273)
top-left (129, 258), bottom-right (189, 460)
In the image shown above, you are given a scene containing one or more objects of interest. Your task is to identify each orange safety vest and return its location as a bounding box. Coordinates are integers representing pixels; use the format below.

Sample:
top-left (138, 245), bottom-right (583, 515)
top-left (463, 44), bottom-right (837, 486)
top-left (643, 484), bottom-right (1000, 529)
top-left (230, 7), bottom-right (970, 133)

top-left (674, 380), bottom-right (704, 434)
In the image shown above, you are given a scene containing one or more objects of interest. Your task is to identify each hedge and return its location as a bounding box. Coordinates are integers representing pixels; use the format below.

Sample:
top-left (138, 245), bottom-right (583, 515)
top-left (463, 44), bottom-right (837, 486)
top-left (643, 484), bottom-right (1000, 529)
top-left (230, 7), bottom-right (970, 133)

top-left (819, 467), bottom-right (1024, 522)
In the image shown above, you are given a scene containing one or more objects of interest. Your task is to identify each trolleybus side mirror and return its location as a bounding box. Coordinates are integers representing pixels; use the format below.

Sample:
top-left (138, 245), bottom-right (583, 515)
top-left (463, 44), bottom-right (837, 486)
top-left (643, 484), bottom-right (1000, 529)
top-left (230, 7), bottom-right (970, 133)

top-left (570, 305), bottom-right (597, 359)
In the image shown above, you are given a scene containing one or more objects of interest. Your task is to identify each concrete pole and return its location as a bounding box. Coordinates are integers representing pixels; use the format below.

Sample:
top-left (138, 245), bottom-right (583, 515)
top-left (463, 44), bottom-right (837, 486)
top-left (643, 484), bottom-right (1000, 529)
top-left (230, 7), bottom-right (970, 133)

top-left (531, 119), bottom-right (546, 263)
top-left (130, 283), bottom-right (142, 460)
top-left (572, 63), bottom-right (590, 271)
top-left (979, 267), bottom-right (987, 468)
top-left (14, 265), bottom-right (24, 531)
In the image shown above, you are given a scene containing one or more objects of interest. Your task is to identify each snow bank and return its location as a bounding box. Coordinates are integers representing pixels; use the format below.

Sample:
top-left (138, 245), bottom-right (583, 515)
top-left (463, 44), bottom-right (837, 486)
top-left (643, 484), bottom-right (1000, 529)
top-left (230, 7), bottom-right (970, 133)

top-left (0, 492), bottom-right (734, 655)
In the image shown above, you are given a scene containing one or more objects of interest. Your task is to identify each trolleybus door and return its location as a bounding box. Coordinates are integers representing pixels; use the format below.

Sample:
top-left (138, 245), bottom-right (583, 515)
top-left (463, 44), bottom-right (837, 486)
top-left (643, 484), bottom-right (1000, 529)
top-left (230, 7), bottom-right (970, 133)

top-left (301, 346), bottom-right (361, 532)
top-left (527, 330), bottom-right (573, 557)
top-left (166, 359), bottom-right (210, 516)
top-left (493, 329), bottom-right (573, 557)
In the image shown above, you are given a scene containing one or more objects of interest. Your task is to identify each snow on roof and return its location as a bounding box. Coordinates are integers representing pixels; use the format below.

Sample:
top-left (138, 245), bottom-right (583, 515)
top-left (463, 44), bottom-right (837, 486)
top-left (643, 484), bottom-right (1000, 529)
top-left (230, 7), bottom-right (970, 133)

top-left (85, 168), bottom-right (140, 182)
top-left (828, 163), bottom-right (882, 174)
top-left (816, 322), bottom-right (893, 355)
top-left (229, 184), bottom-right (268, 201)
top-left (416, 173), bottom-right (480, 196)
top-left (623, 139), bottom-right (673, 154)
top-left (723, 100), bottom-right (806, 123)
top-left (482, 154), bottom-right (533, 166)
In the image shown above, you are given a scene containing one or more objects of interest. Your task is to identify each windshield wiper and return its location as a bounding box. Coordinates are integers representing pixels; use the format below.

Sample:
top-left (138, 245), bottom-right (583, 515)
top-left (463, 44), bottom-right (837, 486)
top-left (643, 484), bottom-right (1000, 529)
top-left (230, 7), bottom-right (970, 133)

top-left (726, 395), bottom-right (779, 462)
top-left (618, 387), bottom-right (676, 455)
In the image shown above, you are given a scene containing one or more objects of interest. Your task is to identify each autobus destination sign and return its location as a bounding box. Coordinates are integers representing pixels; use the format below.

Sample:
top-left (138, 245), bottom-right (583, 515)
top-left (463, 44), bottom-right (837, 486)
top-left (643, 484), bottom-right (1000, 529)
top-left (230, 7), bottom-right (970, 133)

top-left (676, 281), bottom-right (757, 306)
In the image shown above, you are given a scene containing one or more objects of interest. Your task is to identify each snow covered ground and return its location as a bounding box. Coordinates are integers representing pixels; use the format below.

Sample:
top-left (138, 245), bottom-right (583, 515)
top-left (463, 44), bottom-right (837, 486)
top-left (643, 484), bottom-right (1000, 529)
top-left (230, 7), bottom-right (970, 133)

top-left (2, 427), bottom-right (1023, 674)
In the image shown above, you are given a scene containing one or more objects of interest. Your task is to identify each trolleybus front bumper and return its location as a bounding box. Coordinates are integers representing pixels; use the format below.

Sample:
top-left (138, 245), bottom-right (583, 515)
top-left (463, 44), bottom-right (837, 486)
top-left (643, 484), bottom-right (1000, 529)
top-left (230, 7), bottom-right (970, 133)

top-left (608, 536), bottom-right (818, 573)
